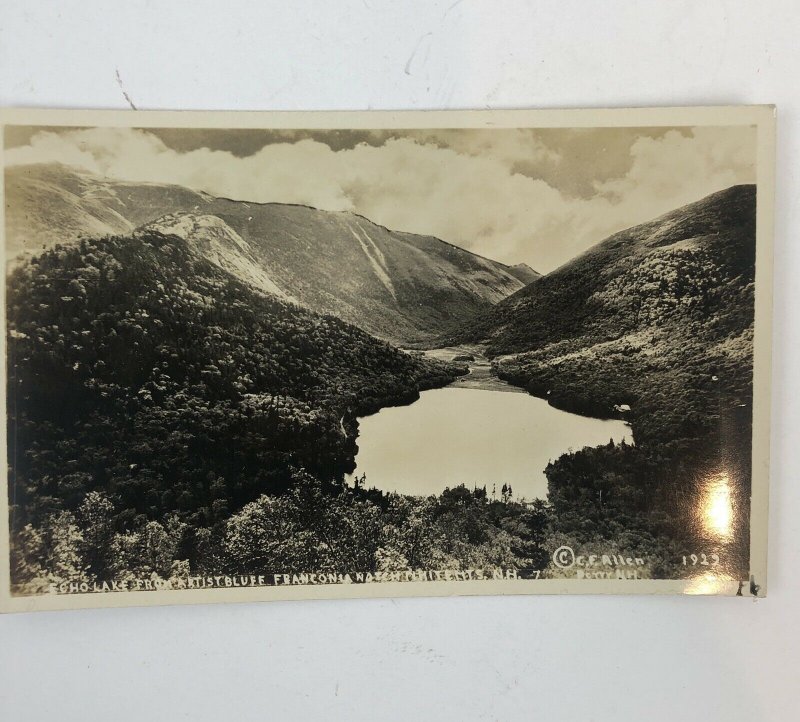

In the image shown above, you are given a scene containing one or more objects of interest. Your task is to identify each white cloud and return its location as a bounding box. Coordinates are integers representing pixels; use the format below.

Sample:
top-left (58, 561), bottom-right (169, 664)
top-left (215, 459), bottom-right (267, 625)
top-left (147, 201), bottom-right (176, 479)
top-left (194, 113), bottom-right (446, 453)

top-left (595, 127), bottom-right (756, 212)
top-left (5, 125), bottom-right (755, 272)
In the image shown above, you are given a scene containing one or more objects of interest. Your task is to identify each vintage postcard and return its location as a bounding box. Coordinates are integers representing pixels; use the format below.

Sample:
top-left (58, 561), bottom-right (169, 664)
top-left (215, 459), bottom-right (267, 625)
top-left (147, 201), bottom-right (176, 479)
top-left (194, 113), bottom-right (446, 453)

top-left (0, 106), bottom-right (774, 612)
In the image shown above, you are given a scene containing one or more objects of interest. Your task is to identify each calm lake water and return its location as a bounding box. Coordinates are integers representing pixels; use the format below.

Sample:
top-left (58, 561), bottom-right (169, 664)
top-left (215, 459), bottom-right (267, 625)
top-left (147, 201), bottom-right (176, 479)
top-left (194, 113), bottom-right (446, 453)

top-left (350, 386), bottom-right (632, 500)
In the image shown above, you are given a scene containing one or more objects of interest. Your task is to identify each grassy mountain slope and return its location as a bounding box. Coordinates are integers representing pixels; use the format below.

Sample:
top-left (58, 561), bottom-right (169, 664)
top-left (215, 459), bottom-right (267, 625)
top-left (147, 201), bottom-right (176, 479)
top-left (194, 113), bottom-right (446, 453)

top-left (6, 163), bottom-right (530, 344)
top-left (463, 185), bottom-right (754, 359)
top-left (4, 163), bottom-right (208, 258)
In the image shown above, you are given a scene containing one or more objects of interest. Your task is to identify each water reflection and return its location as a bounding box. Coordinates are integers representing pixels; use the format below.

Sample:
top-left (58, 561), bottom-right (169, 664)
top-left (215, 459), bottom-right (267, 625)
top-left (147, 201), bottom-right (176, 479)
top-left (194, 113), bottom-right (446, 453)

top-left (350, 386), bottom-right (632, 499)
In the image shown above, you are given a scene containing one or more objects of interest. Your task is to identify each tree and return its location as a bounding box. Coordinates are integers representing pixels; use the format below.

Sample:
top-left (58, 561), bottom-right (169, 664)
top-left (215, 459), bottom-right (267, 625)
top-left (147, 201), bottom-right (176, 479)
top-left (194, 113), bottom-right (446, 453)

top-left (76, 491), bottom-right (116, 578)
top-left (46, 512), bottom-right (87, 582)
top-left (224, 494), bottom-right (316, 573)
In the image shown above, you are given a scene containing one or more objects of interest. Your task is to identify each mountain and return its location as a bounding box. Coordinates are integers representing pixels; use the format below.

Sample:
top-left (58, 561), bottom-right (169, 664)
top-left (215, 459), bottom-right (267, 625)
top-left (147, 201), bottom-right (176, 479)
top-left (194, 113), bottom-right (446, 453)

top-left (3, 162), bottom-right (208, 257)
top-left (460, 184), bottom-right (756, 438)
top-left (137, 213), bottom-right (294, 301)
top-left (5, 163), bottom-right (530, 344)
top-left (504, 262), bottom-right (542, 285)
top-left (6, 226), bottom-right (465, 582)
top-left (457, 186), bottom-right (757, 571)
top-left (461, 185), bottom-right (755, 364)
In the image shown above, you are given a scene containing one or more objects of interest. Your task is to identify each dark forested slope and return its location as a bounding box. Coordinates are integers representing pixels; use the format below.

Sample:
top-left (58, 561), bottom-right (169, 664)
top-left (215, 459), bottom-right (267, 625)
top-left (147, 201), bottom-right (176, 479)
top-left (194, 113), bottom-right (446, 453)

top-left (6, 230), bottom-right (463, 585)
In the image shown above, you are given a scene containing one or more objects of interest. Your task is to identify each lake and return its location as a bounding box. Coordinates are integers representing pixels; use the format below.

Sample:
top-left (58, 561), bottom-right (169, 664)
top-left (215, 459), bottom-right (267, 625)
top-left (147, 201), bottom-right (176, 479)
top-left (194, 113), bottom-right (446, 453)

top-left (349, 385), bottom-right (633, 500)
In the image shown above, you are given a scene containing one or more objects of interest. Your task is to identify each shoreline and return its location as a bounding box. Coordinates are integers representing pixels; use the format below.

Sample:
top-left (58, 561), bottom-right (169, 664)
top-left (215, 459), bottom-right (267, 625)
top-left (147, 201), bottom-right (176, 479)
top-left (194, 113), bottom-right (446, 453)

top-left (418, 344), bottom-right (527, 394)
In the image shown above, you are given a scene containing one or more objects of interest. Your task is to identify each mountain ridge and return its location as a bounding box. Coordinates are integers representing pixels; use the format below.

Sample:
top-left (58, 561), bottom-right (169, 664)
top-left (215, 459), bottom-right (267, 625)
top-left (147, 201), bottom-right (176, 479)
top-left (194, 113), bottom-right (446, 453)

top-left (5, 162), bottom-right (533, 344)
top-left (457, 184), bottom-right (756, 356)
top-left (7, 162), bottom-right (543, 281)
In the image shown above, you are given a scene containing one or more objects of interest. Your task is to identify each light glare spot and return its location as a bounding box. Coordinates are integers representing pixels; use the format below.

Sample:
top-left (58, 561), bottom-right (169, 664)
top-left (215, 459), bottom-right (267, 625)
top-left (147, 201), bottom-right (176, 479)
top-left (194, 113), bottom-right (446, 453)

top-left (703, 472), bottom-right (733, 541)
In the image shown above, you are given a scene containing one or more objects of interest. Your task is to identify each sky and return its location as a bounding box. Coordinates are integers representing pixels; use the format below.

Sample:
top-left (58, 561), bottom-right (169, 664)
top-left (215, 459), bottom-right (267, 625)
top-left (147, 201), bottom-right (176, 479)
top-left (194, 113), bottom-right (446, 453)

top-left (4, 124), bottom-right (756, 273)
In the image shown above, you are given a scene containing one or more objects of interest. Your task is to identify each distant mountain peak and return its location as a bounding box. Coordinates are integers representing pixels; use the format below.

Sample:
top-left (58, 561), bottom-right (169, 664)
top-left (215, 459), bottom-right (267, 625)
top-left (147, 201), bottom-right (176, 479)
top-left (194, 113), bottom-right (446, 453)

top-left (504, 262), bottom-right (542, 284)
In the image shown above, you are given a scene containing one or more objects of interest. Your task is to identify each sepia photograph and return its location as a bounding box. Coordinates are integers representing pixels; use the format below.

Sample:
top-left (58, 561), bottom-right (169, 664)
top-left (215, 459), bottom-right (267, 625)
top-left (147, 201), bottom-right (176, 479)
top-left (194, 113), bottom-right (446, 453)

top-left (0, 107), bottom-right (774, 611)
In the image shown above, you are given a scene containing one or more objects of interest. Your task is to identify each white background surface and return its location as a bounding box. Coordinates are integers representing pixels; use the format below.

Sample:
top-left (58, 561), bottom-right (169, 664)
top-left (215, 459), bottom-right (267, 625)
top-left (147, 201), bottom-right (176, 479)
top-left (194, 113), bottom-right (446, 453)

top-left (1, 1), bottom-right (798, 719)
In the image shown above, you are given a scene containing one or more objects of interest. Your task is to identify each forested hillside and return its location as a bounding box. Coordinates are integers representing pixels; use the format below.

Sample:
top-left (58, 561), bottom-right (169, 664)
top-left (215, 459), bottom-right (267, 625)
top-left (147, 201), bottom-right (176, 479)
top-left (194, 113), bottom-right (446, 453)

top-left (458, 186), bottom-right (758, 576)
top-left (6, 230), bottom-right (469, 589)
